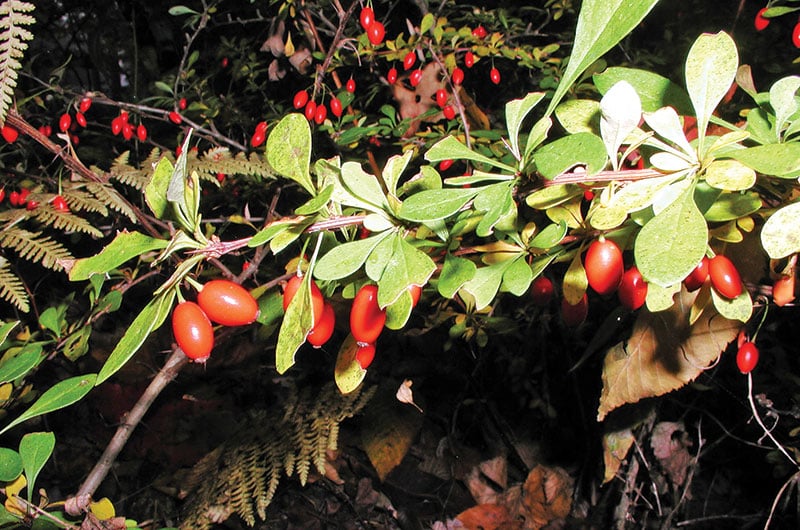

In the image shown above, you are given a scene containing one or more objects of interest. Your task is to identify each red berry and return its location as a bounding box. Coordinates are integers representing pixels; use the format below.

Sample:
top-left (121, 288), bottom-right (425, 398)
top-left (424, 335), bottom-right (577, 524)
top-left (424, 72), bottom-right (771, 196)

top-left (350, 284), bottom-right (386, 344)
top-left (684, 256), bottom-right (709, 291)
top-left (52, 195), bottom-right (69, 212)
top-left (0, 189), bottom-right (4, 203)
top-left (585, 238), bottom-right (624, 296)
top-left (136, 124), bottom-right (147, 142)
top-left (25, 200), bottom-right (39, 211)
top-left (314, 103), bottom-right (328, 124)
top-left (293, 90), bottom-right (309, 109)
top-left (709, 255), bottom-right (742, 299)
top-left (530, 276), bottom-right (554, 306)
top-left (38, 125), bottom-right (51, 137)
top-left (387, 67), bottom-right (398, 84)
top-left (9, 191), bottom-right (19, 207)
top-left (439, 159), bottom-right (454, 171)
top-left (359, 6), bottom-right (374, 31)
top-left (283, 275), bottom-right (325, 325)
top-left (403, 51), bottom-right (416, 71)
top-left (169, 111), bottom-right (182, 124)
top-left (251, 131), bottom-right (265, 147)
top-left (736, 341), bottom-right (759, 374)
top-left (122, 123), bottom-right (133, 141)
top-left (255, 121), bottom-right (268, 135)
top-left (618, 266), bottom-right (648, 311)
top-left (793, 21), bottom-right (800, 48)
top-left (346, 78), bottom-right (356, 93)
top-left (561, 293), bottom-right (588, 327)
top-left (307, 302), bottom-right (336, 347)
top-left (442, 105), bottom-right (456, 120)
top-left (216, 172), bottom-right (225, 183)
top-left (59, 113), bottom-right (72, 132)
top-left (367, 21), bottom-right (385, 46)
top-left (754, 8), bottom-right (770, 31)
top-left (111, 116), bottom-right (123, 136)
top-left (451, 67), bottom-right (464, 85)
top-left (197, 279), bottom-right (259, 326)
top-left (1, 125), bottom-right (18, 143)
top-left (172, 301), bottom-right (214, 362)
top-left (583, 190), bottom-right (595, 201)
top-left (435, 88), bottom-right (448, 108)
top-left (221, 57), bottom-right (229, 68)
top-left (304, 100), bottom-right (317, 121)
top-left (472, 26), bottom-right (487, 38)
top-left (75, 112), bottom-right (87, 128)
top-left (179, 97), bottom-right (187, 110)
top-left (490, 67), bottom-right (501, 85)
top-left (773, 274), bottom-right (796, 307)
top-left (18, 188), bottom-right (29, 202)
top-left (120, 111), bottom-right (129, 124)
top-left (464, 51), bottom-right (475, 68)
top-left (410, 69), bottom-right (423, 87)
top-left (79, 97), bottom-right (92, 114)
top-left (408, 284), bottom-right (422, 307)
top-left (330, 97), bottom-right (343, 118)
top-left (355, 343), bottom-right (376, 369)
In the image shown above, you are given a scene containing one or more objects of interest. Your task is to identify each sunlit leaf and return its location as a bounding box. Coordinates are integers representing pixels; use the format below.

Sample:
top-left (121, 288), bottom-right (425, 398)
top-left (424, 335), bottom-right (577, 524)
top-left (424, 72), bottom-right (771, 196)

top-left (267, 113), bottom-right (314, 195)
top-left (761, 201), bottom-right (800, 259)
top-left (1, 374), bottom-right (97, 435)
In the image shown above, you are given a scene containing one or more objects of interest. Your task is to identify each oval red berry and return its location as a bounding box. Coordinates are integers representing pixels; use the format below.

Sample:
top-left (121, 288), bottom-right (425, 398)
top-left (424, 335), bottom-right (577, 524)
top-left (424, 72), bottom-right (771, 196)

top-left (490, 67), bottom-right (501, 85)
top-left (618, 266), bottom-right (647, 311)
top-left (307, 302), bottom-right (336, 347)
top-left (684, 256), bottom-right (709, 292)
top-left (403, 51), bottom-right (416, 71)
top-left (79, 97), bottom-right (92, 114)
top-left (330, 97), bottom-right (343, 117)
top-left (754, 8), bottom-right (770, 31)
top-left (1, 125), bottom-right (18, 143)
top-left (304, 100), bottom-right (317, 121)
top-left (464, 51), bottom-right (475, 68)
top-left (346, 78), bottom-right (356, 93)
top-left (59, 113), bottom-right (72, 132)
top-left (736, 341), bottom-right (759, 374)
top-left (314, 103), bottom-right (328, 124)
top-left (561, 293), bottom-right (588, 328)
top-left (709, 255), bottom-right (742, 299)
top-left (169, 111), bottom-right (182, 124)
top-left (435, 88), bottom-right (448, 108)
top-left (350, 284), bottom-right (386, 344)
top-left (355, 343), bottom-right (376, 369)
top-left (197, 279), bottom-right (259, 326)
top-left (530, 276), bottom-right (554, 306)
top-left (367, 21), bottom-right (385, 46)
top-left (442, 105), bottom-right (456, 120)
top-left (359, 7), bottom-right (374, 31)
top-left (794, 21), bottom-right (800, 48)
top-left (387, 67), bottom-right (398, 84)
top-left (76, 112), bottom-right (87, 128)
top-left (172, 301), bottom-right (214, 362)
top-left (410, 69), bottom-right (423, 87)
top-left (293, 90), bottom-right (309, 109)
top-left (451, 67), bottom-right (464, 85)
top-left (52, 195), bottom-right (69, 212)
top-left (585, 238), bottom-right (624, 296)
top-left (136, 124), bottom-right (147, 142)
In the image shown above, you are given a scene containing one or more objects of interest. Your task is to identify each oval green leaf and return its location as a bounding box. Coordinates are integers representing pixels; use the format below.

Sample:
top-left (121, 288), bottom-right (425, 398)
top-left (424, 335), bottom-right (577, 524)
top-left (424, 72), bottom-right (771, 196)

top-left (267, 113), bottom-right (314, 195)
top-left (535, 132), bottom-right (607, 179)
top-left (761, 201), bottom-right (800, 259)
top-left (0, 343), bottom-right (44, 384)
top-left (19, 431), bottom-right (55, 502)
top-left (68, 231), bottom-right (169, 282)
top-left (399, 187), bottom-right (479, 222)
top-left (0, 448), bottom-right (22, 481)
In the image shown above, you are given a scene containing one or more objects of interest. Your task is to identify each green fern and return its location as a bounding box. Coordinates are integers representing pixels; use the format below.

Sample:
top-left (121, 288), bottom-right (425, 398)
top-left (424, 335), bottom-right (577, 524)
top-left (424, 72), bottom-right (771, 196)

top-left (0, 0), bottom-right (35, 125)
top-left (0, 256), bottom-right (28, 312)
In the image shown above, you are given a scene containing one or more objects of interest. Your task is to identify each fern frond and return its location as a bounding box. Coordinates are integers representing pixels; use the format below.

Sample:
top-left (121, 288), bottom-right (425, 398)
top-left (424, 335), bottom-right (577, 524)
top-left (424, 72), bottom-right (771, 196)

top-left (0, 256), bottom-right (28, 312)
top-left (0, 228), bottom-right (72, 270)
top-left (84, 182), bottom-right (136, 222)
top-left (108, 150), bottom-right (150, 190)
top-left (60, 189), bottom-right (108, 216)
top-left (190, 149), bottom-right (275, 180)
top-left (34, 205), bottom-right (103, 238)
top-left (0, 1), bottom-right (35, 125)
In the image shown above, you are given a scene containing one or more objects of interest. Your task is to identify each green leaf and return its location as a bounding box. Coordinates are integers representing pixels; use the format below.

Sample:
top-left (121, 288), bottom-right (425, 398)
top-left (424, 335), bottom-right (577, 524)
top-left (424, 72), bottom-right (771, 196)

top-left (438, 254), bottom-right (477, 299)
top-left (761, 201), bottom-right (800, 259)
top-left (424, 136), bottom-right (516, 173)
top-left (535, 132), bottom-right (607, 179)
top-left (38, 307), bottom-right (63, 337)
top-left (144, 157), bottom-right (174, 219)
top-left (0, 344), bottom-right (44, 384)
top-left (276, 277), bottom-right (315, 374)
top-left (381, 151), bottom-right (413, 197)
top-left (0, 320), bottom-right (18, 345)
top-left (461, 261), bottom-right (511, 310)
top-left (501, 256), bottom-right (533, 296)
top-left (608, 175), bottom-right (675, 214)
top-left (523, 116), bottom-right (553, 164)
top-left (399, 187), bottom-right (479, 222)
top-left (644, 282), bottom-right (681, 312)
top-left (420, 12), bottom-right (435, 34)
top-left (341, 161), bottom-right (389, 211)
top-left (0, 448), bottom-right (21, 481)
top-left (267, 113), bottom-right (314, 195)
top-left (529, 221), bottom-right (568, 249)
top-left (600, 81), bottom-right (642, 170)
top-left (295, 184), bottom-right (333, 215)
top-left (376, 235), bottom-right (436, 308)
top-left (315, 232), bottom-right (391, 281)
top-left (711, 288), bottom-right (752, 323)
top-left (269, 219), bottom-right (315, 254)
top-left (68, 231), bottom-right (168, 282)
top-left (525, 184), bottom-right (581, 210)
top-left (506, 92), bottom-right (546, 160)
top-left (634, 185), bottom-right (708, 287)
top-left (249, 218), bottom-right (304, 248)
top-left (168, 5), bottom-right (199, 15)
top-left (704, 160), bottom-right (756, 191)
top-left (96, 291), bottom-right (174, 385)
top-left (1, 374), bottom-right (97, 436)
top-left (62, 325), bottom-right (92, 362)
top-left (563, 251), bottom-right (588, 305)
top-left (546, 0), bottom-right (659, 115)
top-left (474, 181), bottom-right (515, 237)
top-left (724, 143), bottom-right (800, 176)
top-left (642, 106), bottom-right (695, 160)
top-left (19, 432), bottom-right (55, 502)
top-left (769, 75), bottom-right (800, 139)
top-left (399, 165), bottom-right (442, 197)
top-left (365, 233), bottom-right (394, 282)
top-left (593, 66), bottom-right (693, 113)
top-left (554, 99), bottom-right (601, 134)
top-left (384, 290), bottom-right (414, 330)
top-left (684, 31), bottom-right (739, 155)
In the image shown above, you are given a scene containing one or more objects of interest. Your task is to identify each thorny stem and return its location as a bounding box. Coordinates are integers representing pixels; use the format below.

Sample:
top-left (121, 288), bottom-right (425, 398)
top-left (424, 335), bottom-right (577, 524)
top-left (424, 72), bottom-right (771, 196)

top-left (75, 348), bottom-right (190, 503)
top-left (426, 43), bottom-right (472, 149)
top-left (547, 167), bottom-right (666, 186)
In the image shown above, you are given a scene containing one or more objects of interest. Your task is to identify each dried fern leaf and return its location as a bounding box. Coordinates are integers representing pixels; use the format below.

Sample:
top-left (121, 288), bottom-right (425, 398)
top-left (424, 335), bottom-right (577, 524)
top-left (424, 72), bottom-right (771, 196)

top-left (34, 206), bottom-right (103, 238)
top-left (85, 182), bottom-right (136, 222)
top-left (0, 256), bottom-right (28, 312)
top-left (0, 228), bottom-right (72, 270)
top-left (108, 150), bottom-right (150, 190)
top-left (0, 0), bottom-right (35, 125)
top-left (61, 189), bottom-right (109, 217)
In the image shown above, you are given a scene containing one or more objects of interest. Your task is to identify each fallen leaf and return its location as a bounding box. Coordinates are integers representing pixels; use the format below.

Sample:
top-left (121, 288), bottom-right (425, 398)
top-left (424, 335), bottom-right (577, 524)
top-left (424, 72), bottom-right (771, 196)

top-left (650, 421), bottom-right (693, 489)
top-left (598, 288), bottom-right (740, 420)
top-left (396, 379), bottom-right (423, 413)
top-left (602, 428), bottom-right (635, 484)
top-left (479, 455), bottom-right (508, 490)
top-left (456, 503), bottom-right (520, 530)
top-left (520, 465), bottom-right (573, 530)
top-left (465, 466), bottom-right (502, 505)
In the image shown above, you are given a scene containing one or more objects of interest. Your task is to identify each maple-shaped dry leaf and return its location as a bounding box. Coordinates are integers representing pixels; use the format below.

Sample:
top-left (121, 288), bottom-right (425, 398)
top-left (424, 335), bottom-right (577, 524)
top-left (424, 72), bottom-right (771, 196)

top-left (520, 465), bottom-right (574, 530)
top-left (597, 288), bottom-right (740, 420)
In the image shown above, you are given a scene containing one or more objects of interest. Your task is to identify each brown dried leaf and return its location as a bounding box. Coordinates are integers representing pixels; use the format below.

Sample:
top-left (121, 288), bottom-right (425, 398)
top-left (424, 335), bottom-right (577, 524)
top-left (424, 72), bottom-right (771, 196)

top-left (650, 421), bottom-right (693, 488)
top-left (602, 428), bottom-right (635, 484)
top-left (479, 455), bottom-right (508, 490)
top-left (520, 465), bottom-right (573, 530)
top-left (396, 379), bottom-right (423, 413)
top-left (597, 288), bottom-right (739, 420)
top-left (465, 467), bottom-right (501, 505)
top-left (456, 503), bottom-right (520, 530)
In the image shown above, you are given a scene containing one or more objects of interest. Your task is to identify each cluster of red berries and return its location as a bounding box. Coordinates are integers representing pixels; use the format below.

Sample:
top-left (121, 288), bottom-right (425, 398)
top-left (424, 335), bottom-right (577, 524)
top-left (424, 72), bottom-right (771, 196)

top-left (755, 7), bottom-right (800, 47)
top-left (289, 89), bottom-right (345, 129)
top-left (110, 110), bottom-right (148, 142)
top-left (0, 187), bottom-right (69, 213)
top-left (172, 280), bottom-right (260, 363)
top-left (359, 6), bottom-right (385, 46)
